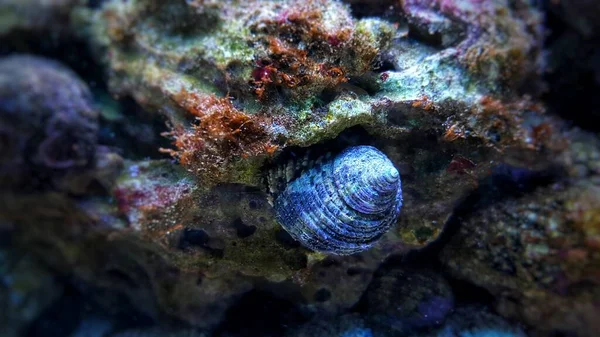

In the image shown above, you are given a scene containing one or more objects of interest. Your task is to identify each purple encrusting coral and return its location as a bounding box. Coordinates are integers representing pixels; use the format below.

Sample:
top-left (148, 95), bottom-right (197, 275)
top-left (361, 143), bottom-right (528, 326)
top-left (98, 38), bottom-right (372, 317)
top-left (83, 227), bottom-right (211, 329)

top-left (0, 55), bottom-right (99, 190)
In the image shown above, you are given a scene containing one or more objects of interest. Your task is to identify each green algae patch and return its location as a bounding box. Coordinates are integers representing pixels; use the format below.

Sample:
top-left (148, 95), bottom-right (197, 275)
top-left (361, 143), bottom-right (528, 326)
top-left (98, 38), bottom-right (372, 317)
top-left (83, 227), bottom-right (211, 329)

top-left (291, 96), bottom-right (374, 146)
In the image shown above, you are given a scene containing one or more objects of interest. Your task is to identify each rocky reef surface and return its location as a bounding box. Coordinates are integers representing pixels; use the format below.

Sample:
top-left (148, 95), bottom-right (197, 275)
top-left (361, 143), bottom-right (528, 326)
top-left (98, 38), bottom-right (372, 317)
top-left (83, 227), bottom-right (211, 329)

top-left (0, 1), bottom-right (599, 337)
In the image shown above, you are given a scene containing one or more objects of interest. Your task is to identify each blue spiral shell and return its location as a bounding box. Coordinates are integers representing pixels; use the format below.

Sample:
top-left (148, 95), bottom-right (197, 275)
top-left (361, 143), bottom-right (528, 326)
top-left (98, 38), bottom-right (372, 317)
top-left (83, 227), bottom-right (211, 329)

top-left (272, 146), bottom-right (403, 255)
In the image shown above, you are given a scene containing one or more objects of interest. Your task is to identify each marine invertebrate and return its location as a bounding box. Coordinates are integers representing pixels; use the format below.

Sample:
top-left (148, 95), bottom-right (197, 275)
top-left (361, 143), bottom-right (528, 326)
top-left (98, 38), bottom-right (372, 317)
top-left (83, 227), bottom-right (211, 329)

top-left (269, 146), bottom-right (403, 255)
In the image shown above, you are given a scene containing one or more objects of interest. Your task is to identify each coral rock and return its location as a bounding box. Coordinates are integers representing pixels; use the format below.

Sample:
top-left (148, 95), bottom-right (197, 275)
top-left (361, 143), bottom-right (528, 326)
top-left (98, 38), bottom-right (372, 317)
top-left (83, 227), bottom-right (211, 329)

top-left (0, 55), bottom-right (100, 192)
top-left (440, 134), bottom-right (600, 337)
top-left (362, 266), bottom-right (453, 333)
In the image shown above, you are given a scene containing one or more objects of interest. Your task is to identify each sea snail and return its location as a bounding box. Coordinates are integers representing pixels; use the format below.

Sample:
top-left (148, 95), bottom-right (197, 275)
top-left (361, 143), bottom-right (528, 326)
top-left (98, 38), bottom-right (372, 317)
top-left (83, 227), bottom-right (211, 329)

top-left (269, 145), bottom-right (403, 255)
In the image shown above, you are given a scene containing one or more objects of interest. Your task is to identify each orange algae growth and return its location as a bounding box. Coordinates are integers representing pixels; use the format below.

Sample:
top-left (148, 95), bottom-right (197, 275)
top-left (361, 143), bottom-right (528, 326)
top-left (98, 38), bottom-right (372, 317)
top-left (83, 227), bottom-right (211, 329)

top-left (161, 89), bottom-right (277, 181)
top-left (477, 95), bottom-right (563, 150)
top-left (250, 1), bottom-right (379, 101)
top-left (443, 124), bottom-right (465, 142)
top-left (252, 36), bottom-right (349, 101)
top-left (412, 95), bottom-right (434, 111)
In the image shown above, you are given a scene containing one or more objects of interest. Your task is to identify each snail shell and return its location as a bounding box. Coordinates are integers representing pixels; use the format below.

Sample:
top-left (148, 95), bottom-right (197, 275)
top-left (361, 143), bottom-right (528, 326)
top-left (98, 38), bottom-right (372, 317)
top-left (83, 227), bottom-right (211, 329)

top-left (270, 145), bottom-right (403, 255)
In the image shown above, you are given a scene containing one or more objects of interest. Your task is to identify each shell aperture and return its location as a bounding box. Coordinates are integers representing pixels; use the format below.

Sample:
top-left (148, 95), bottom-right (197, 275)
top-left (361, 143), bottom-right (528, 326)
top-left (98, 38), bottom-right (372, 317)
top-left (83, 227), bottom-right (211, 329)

top-left (273, 146), bottom-right (403, 255)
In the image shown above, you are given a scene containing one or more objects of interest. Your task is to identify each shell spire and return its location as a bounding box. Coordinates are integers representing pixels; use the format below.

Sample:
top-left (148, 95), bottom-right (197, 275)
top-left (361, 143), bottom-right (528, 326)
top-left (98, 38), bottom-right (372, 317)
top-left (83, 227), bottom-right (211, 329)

top-left (273, 145), bottom-right (403, 255)
top-left (333, 146), bottom-right (401, 216)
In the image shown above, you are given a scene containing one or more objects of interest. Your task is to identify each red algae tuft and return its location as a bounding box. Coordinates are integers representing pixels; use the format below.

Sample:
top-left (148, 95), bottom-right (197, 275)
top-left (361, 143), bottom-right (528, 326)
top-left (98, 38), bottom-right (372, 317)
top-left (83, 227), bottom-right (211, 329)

top-left (161, 89), bottom-right (277, 183)
top-left (249, 0), bottom-right (381, 102)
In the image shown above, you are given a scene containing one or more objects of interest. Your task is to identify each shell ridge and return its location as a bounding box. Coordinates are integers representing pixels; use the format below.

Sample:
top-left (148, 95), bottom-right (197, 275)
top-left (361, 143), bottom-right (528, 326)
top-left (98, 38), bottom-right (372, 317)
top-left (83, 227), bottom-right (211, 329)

top-left (277, 163), bottom-right (347, 252)
top-left (333, 146), bottom-right (399, 215)
top-left (272, 145), bottom-right (403, 255)
top-left (315, 165), bottom-right (379, 246)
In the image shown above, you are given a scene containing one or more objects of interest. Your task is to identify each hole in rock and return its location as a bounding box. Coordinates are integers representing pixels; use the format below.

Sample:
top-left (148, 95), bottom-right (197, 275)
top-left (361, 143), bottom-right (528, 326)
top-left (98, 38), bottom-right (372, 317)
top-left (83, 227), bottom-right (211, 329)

top-left (248, 199), bottom-right (259, 209)
top-left (216, 290), bottom-right (311, 337)
top-left (378, 59), bottom-right (396, 72)
top-left (177, 228), bottom-right (224, 257)
top-left (344, 0), bottom-right (404, 21)
top-left (407, 25), bottom-right (445, 49)
top-left (314, 288), bottom-right (332, 302)
top-left (347, 267), bottom-right (368, 276)
top-left (283, 252), bottom-right (308, 271)
top-left (321, 257), bottom-right (341, 268)
top-left (178, 228), bottom-right (210, 249)
top-left (275, 229), bottom-right (301, 249)
top-left (233, 218), bottom-right (257, 238)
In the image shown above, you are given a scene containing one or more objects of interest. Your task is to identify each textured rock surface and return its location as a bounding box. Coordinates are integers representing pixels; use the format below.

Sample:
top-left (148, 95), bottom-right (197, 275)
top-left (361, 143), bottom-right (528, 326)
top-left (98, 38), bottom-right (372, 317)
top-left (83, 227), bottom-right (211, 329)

top-left (0, 1), bottom-right (598, 336)
top-left (0, 55), bottom-right (98, 189)
top-left (418, 306), bottom-right (528, 337)
top-left (0, 0), bottom-right (81, 36)
top-left (77, 0), bottom-right (568, 248)
top-left (0, 191), bottom-right (254, 329)
top-left (110, 159), bottom-right (391, 317)
top-left (362, 266), bottom-right (453, 333)
top-left (0, 245), bottom-right (64, 337)
top-left (0, 54), bottom-right (123, 194)
top-left (82, 0), bottom-right (553, 184)
top-left (401, 0), bottom-right (544, 87)
top-left (441, 133), bottom-right (600, 337)
top-left (286, 314), bottom-right (375, 337)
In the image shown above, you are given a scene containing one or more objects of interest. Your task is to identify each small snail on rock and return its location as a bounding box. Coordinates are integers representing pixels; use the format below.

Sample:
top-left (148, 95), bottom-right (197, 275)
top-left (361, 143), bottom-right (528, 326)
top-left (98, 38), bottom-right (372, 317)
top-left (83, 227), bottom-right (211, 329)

top-left (268, 146), bottom-right (403, 255)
